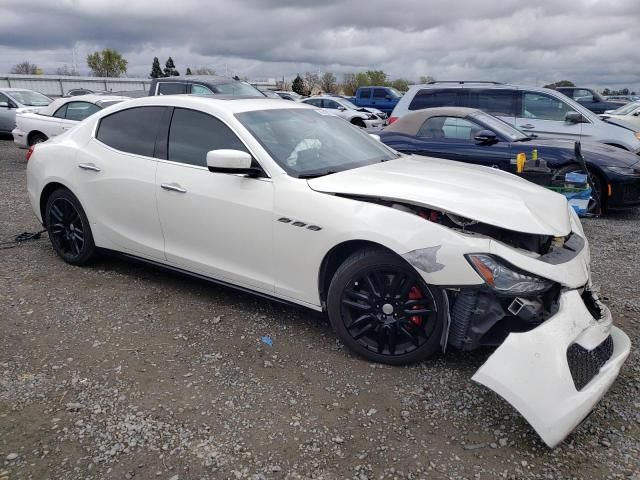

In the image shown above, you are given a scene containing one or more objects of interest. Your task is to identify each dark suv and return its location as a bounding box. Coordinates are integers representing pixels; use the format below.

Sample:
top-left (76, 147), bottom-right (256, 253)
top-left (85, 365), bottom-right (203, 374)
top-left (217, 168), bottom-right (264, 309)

top-left (555, 87), bottom-right (626, 114)
top-left (149, 75), bottom-right (265, 97)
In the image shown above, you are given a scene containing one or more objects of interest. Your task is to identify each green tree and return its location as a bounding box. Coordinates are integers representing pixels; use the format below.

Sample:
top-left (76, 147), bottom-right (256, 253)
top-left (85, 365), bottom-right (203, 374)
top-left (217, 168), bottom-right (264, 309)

top-left (355, 72), bottom-right (370, 87)
top-left (543, 80), bottom-right (575, 88)
top-left (390, 78), bottom-right (410, 92)
top-left (185, 67), bottom-right (193, 75)
top-left (320, 72), bottom-right (337, 93)
top-left (86, 48), bottom-right (127, 77)
top-left (150, 57), bottom-right (163, 78)
top-left (163, 57), bottom-right (179, 77)
top-left (292, 74), bottom-right (305, 95)
top-left (419, 75), bottom-right (435, 84)
top-left (601, 88), bottom-right (611, 96)
top-left (11, 61), bottom-right (40, 74)
top-left (365, 70), bottom-right (387, 86)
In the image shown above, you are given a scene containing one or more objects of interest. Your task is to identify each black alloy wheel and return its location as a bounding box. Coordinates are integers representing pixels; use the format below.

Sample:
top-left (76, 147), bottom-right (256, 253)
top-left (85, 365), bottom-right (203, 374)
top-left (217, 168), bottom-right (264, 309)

top-left (45, 189), bottom-right (96, 265)
top-left (327, 248), bottom-right (445, 365)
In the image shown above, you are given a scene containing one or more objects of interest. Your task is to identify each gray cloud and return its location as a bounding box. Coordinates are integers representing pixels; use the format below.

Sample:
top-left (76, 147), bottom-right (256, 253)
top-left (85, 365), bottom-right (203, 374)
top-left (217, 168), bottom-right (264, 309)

top-left (0, 0), bottom-right (638, 90)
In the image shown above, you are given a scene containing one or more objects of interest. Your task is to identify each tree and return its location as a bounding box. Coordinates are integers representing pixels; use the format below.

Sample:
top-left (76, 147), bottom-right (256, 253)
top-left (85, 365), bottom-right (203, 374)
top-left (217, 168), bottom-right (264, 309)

top-left (390, 78), bottom-right (410, 92)
top-left (601, 88), bottom-right (611, 96)
top-left (185, 67), bottom-right (193, 75)
top-left (320, 72), bottom-right (337, 93)
top-left (543, 80), bottom-right (575, 88)
top-left (341, 73), bottom-right (359, 96)
top-left (303, 72), bottom-right (320, 95)
top-left (150, 57), bottom-right (163, 78)
top-left (11, 61), bottom-right (39, 74)
top-left (55, 64), bottom-right (80, 76)
top-left (86, 49), bottom-right (127, 77)
top-left (163, 57), bottom-right (179, 77)
top-left (355, 72), bottom-right (370, 87)
top-left (365, 70), bottom-right (387, 86)
top-left (191, 67), bottom-right (216, 75)
top-left (292, 74), bottom-right (305, 95)
top-left (419, 75), bottom-right (435, 84)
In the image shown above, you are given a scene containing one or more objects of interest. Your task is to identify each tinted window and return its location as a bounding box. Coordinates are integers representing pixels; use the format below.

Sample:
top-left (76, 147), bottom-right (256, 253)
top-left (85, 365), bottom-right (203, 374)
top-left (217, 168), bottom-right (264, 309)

top-left (417, 116), bottom-right (481, 140)
top-left (157, 82), bottom-right (187, 95)
top-left (65, 102), bottom-right (101, 121)
top-left (97, 106), bottom-right (166, 157)
top-left (303, 99), bottom-right (322, 107)
top-left (52, 104), bottom-right (68, 118)
top-left (358, 88), bottom-right (371, 99)
top-left (168, 108), bottom-right (247, 167)
top-left (467, 90), bottom-right (516, 116)
top-left (520, 92), bottom-right (572, 121)
top-left (191, 84), bottom-right (213, 95)
top-left (323, 99), bottom-right (340, 109)
top-left (373, 89), bottom-right (387, 99)
top-left (409, 89), bottom-right (458, 110)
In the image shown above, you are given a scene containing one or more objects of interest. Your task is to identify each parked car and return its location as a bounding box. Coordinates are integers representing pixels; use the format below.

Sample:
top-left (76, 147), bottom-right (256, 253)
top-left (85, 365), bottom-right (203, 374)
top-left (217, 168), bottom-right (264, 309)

top-left (601, 101), bottom-right (640, 128)
top-left (0, 88), bottom-right (52, 134)
top-left (66, 88), bottom-right (109, 97)
top-left (12, 94), bottom-right (130, 148)
top-left (606, 95), bottom-right (639, 102)
top-left (301, 96), bottom-right (386, 128)
top-left (149, 75), bottom-right (265, 97)
top-left (257, 88), bottom-right (281, 99)
top-left (346, 86), bottom-right (403, 115)
top-left (390, 81), bottom-right (640, 153)
top-left (274, 90), bottom-right (304, 101)
top-left (555, 87), bottom-right (626, 114)
top-left (26, 95), bottom-right (629, 447)
top-left (378, 107), bottom-right (640, 212)
top-left (324, 94), bottom-right (387, 119)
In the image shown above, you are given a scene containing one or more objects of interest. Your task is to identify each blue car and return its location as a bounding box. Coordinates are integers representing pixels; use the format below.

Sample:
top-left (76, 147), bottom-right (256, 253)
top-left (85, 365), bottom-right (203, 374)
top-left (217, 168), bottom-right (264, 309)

top-left (378, 107), bottom-right (640, 212)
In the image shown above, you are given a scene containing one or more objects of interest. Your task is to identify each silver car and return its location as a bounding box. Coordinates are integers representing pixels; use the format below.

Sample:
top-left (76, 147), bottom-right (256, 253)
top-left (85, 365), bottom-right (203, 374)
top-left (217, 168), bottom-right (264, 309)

top-left (0, 88), bottom-right (52, 134)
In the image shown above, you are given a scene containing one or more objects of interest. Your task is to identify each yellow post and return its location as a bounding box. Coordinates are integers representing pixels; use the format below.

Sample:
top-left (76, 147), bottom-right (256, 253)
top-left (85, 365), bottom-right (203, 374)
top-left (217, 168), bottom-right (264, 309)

top-left (516, 152), bottom-right (526, 173)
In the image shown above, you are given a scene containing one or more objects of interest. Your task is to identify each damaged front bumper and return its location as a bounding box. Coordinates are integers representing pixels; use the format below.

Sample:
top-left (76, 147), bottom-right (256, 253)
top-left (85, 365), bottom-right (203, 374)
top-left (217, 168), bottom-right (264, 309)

top-left (472, 288), bottom-right (630, 447)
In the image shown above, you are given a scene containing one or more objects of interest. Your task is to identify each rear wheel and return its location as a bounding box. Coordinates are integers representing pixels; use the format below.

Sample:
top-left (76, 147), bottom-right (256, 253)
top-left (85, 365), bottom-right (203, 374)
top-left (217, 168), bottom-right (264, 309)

top-left (327, 248), bottom-right (446, 365)
top-left (351, 117), bottom-right (366, 128)
top-left (45, 189), bottom-right (96, 265)
top-left (29, 132), bottom-right (48, 145)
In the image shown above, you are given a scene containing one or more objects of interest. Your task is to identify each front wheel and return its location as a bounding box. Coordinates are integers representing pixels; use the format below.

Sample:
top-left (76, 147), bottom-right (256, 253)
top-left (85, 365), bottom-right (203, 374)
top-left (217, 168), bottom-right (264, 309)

top-left (553, 164), bottom-right (604, 214)
top-left (327, 248), bottom-right (446, 365)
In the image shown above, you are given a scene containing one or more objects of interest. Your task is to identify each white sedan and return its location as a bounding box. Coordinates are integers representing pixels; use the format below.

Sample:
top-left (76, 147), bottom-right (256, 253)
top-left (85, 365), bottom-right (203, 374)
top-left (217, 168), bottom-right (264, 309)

top-left (12, 94), bottom-right (129, 148)
top-left (301, 96), bottom-right (386, 128)
top-left (26, 95), bottom-right (630, 448)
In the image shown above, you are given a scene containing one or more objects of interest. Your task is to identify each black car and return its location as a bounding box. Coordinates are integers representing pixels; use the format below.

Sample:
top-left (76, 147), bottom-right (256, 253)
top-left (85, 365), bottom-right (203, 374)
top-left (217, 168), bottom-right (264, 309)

top-left (379, 107), bottom-right (640, 212)
top-left (149, 75), bottom-right (265, 97)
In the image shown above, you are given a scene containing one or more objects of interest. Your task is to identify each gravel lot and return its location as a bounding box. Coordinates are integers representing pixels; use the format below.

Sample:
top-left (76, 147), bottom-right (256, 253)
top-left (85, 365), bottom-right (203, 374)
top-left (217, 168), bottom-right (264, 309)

top-left (1, 135), bottom-right (639, 480)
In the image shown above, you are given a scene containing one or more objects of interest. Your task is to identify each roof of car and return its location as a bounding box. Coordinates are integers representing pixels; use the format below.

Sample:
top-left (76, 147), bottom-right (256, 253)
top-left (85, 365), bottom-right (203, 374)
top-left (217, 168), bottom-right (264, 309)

top-left (38, 94), bottom-right (130, 116)
top-left (383, 107), bottom-right (480, 135)
top-left (154, 75), bottom-right (242, 85)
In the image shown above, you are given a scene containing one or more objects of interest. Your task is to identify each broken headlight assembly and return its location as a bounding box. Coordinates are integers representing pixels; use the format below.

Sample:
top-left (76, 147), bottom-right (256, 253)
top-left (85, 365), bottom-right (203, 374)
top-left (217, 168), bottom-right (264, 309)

top-left (466, 254), bottom-right (554, 294)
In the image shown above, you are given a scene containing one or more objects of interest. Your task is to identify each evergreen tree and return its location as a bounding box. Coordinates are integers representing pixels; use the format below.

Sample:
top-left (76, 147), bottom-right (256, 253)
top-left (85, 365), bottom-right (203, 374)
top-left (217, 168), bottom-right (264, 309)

top-left (185, 67), bottom-right (192, 75)
top-left (163, 57), bottom-right (180, 77)
top-left (150, 57), bottom-right (163, 78)
top-left (292, 74), bottom-right (305, 95)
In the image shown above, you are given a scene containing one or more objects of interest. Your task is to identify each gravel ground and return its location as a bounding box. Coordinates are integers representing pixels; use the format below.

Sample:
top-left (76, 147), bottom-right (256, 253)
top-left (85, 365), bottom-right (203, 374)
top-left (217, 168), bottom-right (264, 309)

top-left (0, 136), bottom-right (639, 480)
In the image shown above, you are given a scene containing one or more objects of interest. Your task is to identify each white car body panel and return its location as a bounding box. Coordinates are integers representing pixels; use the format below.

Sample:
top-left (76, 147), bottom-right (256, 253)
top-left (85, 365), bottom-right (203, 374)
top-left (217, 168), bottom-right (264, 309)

top-left (25, 95), bottom-right (630, 447)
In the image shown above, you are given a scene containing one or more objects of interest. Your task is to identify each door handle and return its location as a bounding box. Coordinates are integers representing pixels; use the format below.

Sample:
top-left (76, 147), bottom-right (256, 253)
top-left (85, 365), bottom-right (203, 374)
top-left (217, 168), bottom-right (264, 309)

top-left (78, 163), bottom-right (101, 172)
top-left (520, 124), bottom-right (535, 129)
top-left (62, 126), bottom-right (73, 130)
top-left (161, 183), bottom-right (187, 193)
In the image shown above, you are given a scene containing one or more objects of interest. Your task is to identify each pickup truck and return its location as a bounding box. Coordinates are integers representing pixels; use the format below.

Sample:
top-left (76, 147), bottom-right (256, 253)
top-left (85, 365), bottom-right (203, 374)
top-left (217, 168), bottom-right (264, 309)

top-left (555, 87), bottom-right (627, 114)
top-left (346, 86), bottom-right (403, 115)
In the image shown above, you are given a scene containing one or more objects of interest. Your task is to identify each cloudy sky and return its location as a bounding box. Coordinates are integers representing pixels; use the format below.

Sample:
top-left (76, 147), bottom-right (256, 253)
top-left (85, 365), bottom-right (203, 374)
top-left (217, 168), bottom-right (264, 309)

top-left (1, 0), bottom-right (638, 90)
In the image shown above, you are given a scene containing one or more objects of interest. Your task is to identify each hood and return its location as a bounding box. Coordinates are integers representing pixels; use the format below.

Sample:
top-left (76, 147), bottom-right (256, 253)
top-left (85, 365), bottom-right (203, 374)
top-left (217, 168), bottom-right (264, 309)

top-left (601, 116), bottom-right (640, 133)
top-left (521, 139), bottom-right (640, 168)
top-left (308, 155), bottom-right (571, 236)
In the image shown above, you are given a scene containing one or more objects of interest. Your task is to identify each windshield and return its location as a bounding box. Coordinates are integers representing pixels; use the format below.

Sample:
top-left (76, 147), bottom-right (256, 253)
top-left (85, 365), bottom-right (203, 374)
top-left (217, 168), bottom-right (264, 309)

top-left (236, 108), bottom-right (398, 177)
top-left (387, 88), bottom-right (403, 99)
top-left (470, 112), bottom-right (529, 142)
top-left (609, 101), bottom-right (640, 116)
top-left (213, 82), bottom-right (264, 97)
top-left (337, 98), bottom-right (359, 109)
top-left (8, 90), bottom-right (51, 106)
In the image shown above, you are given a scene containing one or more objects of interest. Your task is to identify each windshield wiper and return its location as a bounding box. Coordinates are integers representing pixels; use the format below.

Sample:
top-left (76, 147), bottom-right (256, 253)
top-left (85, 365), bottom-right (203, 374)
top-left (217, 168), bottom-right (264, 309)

top-left (297, 171), bottom-right (337, 179)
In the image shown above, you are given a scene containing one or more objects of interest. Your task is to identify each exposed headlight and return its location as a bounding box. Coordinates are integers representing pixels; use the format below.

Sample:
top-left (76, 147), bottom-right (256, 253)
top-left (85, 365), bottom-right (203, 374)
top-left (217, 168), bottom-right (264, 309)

top-left (604, 166), bottom-right (640, 176)
top-left (466, 254), bottom-right (554, 294)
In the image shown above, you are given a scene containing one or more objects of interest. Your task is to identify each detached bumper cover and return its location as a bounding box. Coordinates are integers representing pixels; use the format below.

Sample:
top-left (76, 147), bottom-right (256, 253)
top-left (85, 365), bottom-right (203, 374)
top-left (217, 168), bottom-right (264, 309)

top-left (472, 289), bottom-right (630, 448)
top-left (12, 127), bottom-right (28, 149)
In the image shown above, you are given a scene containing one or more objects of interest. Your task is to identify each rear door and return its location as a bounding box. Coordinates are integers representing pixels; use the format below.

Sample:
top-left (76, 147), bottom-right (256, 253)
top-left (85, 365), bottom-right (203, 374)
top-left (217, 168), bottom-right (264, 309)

top-left (407, 89), bottom-right (463, 111)
top-left (466, 89), bottom-right (517, 126)
top-left (515, 91), bottom-right (585, 140)
top-left (156, 82), bottom-right (188, 95)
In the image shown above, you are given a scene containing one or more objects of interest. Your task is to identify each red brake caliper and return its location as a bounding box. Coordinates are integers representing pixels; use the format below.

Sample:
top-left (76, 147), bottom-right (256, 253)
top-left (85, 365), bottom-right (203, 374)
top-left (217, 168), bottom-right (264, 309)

top-left (408, 286), bottom-right (423, 326)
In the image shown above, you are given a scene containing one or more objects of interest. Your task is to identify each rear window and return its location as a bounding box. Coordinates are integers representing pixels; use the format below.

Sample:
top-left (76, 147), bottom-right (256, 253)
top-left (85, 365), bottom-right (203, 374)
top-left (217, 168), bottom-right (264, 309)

top-left (96, 106), bottom-right (166, 157)
top-left (157, 82), bottom-right (187, 95)
top-left (408, 89), bottom-right (460, 110)
top-left (467, 89), bottom-right (516, 116)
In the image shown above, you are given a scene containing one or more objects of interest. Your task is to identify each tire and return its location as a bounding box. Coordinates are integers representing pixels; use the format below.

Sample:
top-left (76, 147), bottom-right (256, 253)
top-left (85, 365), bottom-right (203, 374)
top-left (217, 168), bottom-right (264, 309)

top-left (327, 248), bottom-right (446, 365)
top-left (351, 118), bottom-right (366, 128)
top-left (29, 133), bottom-right (48, 145)
top-left (553, 164), bottom-right (604, 214)
top-left (45, 188), bottom-right (96, 265)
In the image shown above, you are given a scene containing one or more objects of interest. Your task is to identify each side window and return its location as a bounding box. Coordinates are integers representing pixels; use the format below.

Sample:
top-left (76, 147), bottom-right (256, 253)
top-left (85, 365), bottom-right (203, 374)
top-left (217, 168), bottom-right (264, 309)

top-left (65, 102), bottom-right (101, 121)
top-left (168, 108), bottom-right (248, 167)
top-left (52, 104), bottom-right (68, 118)
top-left (520, 92), bottom-right (572, 121)
top-left (323, 99), bottom-right (340, 109)
top-left (573, 89), bottom-right (594, 102)
top-left (417, 116), bottom-right (480, 140)
top-left (408, 89), bottom-right (458, 110)
top-left (191, 84), bottom-right (213, 95)
top-left (157, 82), bottom-right (187, 95)
top-left (0, 92), bottom-right (10, 106)
top-left (373, 88), bottom-right (387, 99)
top-left (467, 90), bottom-right (516, 116)
top-left (96, 106), bottom-right (166, 157)
top-left (304, 99), bottom-right (322, 107)
top-left (358, 88), bottom-right (371, 99)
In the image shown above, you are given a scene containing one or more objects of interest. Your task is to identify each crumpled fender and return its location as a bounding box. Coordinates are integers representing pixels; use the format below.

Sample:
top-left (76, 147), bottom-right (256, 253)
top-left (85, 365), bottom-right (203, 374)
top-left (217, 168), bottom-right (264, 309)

top-left (472, 289), bottom-right (631, 447)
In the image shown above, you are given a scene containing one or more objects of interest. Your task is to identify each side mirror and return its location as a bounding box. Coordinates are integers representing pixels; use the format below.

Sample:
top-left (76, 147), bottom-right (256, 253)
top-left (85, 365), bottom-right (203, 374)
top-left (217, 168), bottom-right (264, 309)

top-left (474, 130), bottom-right (498, 144)
top-left (206, 149), bottom-right (262, 177)
top-left (385, 95), bottom-right (392, 100)
top-left (338, 106), bottom-right (346, 111)
top-left (565, 111), bottom-right (585, 124)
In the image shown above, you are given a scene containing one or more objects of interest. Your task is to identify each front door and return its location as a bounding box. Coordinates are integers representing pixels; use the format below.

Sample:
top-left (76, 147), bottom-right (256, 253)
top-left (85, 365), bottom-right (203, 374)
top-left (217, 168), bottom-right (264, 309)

top-left (155, 107), bottom-right (274, 292)
top-left (514, 91), bottom-right (588, 141)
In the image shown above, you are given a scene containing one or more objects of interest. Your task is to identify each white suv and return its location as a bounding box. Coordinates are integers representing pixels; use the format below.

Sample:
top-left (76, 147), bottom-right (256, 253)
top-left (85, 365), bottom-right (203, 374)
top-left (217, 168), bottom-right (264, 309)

top-left (390, 82), bottom-right (640, 153)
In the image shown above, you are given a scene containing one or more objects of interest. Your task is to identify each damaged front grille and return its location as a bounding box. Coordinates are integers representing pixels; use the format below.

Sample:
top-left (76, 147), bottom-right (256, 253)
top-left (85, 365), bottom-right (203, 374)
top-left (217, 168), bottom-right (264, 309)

top-left (566, 335), bottom-right (614, 391)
